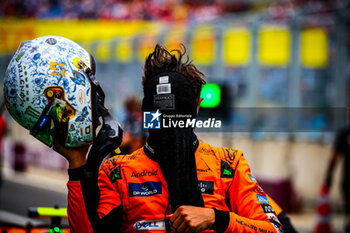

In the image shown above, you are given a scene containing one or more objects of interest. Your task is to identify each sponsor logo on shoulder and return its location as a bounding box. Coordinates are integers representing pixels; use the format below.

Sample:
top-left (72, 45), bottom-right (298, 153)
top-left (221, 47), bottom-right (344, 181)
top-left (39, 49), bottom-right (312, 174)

top-left (256, 194), bottom-right (269, 204)
top-left (223, 148), bottom-right (237, 164)
top-left (221, 160), bottom-right (234, 178)
top-left (109, 165), bottom-right (122, 183)
top-left (254, 184), bottom-right (264, 193)
top-left (261, 204), bottom-right (275, 214)
top-left (270, 221), bottom-right (283, 233)
top-left (131, 169), bottom-right (158, 178)
top-left (129, 181), bottom-right (162, 197)
top-left (133, 220), bottom-right (166, 231)
top-left (248, 174), bottom-right (257, 183)
top-left (266, 213), bottom-right (279, 222)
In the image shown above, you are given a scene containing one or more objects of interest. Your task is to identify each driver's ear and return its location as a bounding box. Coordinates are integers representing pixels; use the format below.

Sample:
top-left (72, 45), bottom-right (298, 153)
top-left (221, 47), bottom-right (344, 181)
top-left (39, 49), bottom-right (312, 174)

top-left (197, 98), bottom-right (203, 114)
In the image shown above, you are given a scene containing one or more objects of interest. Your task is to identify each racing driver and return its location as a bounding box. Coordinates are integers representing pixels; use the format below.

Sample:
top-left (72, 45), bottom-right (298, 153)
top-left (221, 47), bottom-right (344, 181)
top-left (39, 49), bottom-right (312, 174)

top-left (55, 44), bottom-right (298, 233)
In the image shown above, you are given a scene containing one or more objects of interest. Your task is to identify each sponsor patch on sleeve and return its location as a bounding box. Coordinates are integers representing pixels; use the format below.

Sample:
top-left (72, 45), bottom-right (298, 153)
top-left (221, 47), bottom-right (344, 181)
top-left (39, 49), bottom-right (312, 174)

top-left (109, 165), bottom-right (122, 183)
top-left (248, 174), bottom-right (258, 183)
top-left (253, 184), bottom-right (264, 193)
top-left (222, 147), bottom-right (238, 164)
top-left (266, 213), bottom-right (279, 222)
top-left (270, 221), bottom-right (283, 233)
top-left (256, 194), bottom-right (269, 204)
top-left (221, 160), bottom-right (235, 178)
top-left (261, 204), bottom-right (275, 213)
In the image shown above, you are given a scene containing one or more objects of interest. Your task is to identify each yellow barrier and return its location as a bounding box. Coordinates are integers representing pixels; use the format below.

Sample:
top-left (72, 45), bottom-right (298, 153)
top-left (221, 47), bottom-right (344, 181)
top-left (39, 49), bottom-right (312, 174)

top-left (0, 19), bottom-right (329, 69)
top-left (258, 25), bottom-right (291, 66)
top-left (164, 24), bottom-right (187, 52)
top-left (0, 19), bottom-right (159, 54)
top-left (116, 38), bottom-right (133, 63)
top-left (223, 28), bottom-right (250, 66)
top-left (301, 28), bottom-right (328, 68)
top-left (191, 25), bottom-right (216, 66)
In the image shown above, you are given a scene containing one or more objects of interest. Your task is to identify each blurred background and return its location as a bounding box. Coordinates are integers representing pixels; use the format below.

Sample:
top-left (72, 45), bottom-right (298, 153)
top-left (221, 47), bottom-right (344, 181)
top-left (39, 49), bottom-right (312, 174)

top-left (0, 0), bottom-right (349, 232)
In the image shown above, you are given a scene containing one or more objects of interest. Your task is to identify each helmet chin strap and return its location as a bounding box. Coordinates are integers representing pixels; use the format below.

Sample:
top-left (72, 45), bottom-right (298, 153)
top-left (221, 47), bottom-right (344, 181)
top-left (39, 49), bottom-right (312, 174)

top-left (78, 59), bottom-right (123, 173)
top-left (75, 59), bottom-right (123, 228)
top-left (78, 59), bottom-right (106, 105)
top-left (86, 102), bottom-right (123, 172)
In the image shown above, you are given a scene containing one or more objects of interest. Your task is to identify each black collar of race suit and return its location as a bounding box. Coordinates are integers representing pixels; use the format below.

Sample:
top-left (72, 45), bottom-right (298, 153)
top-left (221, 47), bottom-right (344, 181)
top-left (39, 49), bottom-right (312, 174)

top-left (143, 133), bottom-right (199, 162)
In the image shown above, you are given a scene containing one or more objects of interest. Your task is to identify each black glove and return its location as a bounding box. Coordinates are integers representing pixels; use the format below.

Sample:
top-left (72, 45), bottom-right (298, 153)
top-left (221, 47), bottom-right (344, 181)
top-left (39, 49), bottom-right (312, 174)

top-left (82, 103), bottom-right (123, 232)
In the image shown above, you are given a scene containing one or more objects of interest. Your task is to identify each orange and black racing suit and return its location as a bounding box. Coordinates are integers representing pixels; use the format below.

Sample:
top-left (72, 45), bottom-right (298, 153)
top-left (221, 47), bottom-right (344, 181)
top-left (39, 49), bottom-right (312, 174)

top-left (67, 139), bottom-right (283, 232)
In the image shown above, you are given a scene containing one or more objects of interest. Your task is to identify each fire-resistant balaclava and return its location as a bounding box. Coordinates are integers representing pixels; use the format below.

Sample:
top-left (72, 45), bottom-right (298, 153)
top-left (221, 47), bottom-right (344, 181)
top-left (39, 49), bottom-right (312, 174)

top-left (142, 71), bottom-right (204, 212)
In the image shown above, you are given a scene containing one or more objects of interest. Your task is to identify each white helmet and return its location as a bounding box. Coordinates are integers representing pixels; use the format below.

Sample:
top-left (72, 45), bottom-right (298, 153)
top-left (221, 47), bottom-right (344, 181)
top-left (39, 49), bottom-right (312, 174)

top-left (4, 36), bottom-right (97, 147)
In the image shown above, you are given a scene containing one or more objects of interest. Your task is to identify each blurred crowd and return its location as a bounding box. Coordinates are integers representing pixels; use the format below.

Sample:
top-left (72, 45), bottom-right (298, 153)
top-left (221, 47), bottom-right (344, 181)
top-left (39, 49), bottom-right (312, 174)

top-left (0, 0), bottom-right (347, 23)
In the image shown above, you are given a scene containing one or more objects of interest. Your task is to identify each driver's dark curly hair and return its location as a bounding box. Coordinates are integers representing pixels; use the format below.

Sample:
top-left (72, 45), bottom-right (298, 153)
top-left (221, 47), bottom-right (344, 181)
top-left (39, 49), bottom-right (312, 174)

top-left (143, 44), bottom-right (206, 102)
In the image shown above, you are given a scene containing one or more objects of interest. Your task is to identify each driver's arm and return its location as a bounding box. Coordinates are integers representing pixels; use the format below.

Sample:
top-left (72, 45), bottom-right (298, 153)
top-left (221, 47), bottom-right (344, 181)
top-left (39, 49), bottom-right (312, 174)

top-left (67, 163), bottom-right (123, 233)
top-left (223, 155), bottom-right (283, 232)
